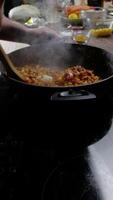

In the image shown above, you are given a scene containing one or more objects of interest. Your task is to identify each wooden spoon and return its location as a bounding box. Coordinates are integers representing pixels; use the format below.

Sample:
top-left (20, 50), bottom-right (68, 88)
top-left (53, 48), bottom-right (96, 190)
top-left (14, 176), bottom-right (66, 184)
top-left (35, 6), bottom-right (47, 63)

top-left (0, 44), bottom-right (24, 81)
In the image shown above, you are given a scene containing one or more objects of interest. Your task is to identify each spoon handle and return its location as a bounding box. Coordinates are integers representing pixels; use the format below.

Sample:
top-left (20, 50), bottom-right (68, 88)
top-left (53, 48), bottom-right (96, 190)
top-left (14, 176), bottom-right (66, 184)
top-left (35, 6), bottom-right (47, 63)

top-left (0, 44), bottom-right (22, 80)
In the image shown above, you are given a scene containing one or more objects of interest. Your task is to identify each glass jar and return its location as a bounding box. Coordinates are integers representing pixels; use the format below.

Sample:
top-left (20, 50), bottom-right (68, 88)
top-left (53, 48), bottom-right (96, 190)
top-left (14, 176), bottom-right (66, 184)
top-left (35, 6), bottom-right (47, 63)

top-left (80, 7), bottom-right (107, 27)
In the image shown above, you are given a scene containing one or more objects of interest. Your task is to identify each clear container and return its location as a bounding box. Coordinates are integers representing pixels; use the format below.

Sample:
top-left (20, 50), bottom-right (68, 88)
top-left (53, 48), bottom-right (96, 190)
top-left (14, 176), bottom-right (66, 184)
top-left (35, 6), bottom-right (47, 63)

top-left (72, 29), bottom-right (91, 44)
top-left (80, 7), bottom-right (107, 26)
top-left (93, 18), bottom-right (113, 29)
top-left (90, 19), bottom-right (113, 37)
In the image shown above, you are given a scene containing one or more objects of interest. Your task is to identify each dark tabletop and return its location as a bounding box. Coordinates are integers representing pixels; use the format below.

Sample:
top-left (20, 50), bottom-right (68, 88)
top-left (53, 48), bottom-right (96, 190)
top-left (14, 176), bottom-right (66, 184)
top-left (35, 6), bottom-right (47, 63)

top-left (89, 34), bottom-right (113, 53)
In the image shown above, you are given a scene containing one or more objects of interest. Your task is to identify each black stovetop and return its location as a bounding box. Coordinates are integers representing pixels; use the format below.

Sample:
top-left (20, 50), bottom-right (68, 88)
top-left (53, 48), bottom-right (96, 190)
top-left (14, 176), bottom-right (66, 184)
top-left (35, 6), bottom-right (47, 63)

top-left (0, 74), bottom-right (113, 200)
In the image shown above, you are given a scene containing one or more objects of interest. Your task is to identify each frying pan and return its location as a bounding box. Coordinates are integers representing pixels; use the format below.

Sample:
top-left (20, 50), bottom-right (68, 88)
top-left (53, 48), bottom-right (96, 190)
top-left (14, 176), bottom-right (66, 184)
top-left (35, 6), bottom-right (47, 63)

top-left (1, 42), bottom-right (113, 100)
top-left (0, 42), bottom-right (113, 147)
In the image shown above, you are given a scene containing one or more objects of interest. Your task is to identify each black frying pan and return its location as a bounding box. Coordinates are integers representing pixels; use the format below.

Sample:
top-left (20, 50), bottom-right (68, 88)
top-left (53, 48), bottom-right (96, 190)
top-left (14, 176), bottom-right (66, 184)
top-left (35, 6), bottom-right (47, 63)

top-left (1, 42), bottom-right (113, 100)
top-left (1, 42), bottom-right (113, 147)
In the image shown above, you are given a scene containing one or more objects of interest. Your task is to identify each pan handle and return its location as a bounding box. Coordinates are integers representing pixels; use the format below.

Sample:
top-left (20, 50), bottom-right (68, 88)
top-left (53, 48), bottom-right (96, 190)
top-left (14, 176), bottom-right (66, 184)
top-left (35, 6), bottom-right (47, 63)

top-left (51, 89), bottom-right (96, 101)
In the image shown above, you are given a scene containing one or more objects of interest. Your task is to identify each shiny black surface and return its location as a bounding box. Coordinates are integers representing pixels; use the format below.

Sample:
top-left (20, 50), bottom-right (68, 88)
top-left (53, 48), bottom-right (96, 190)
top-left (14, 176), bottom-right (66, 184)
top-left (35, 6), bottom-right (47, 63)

top-left (42, 152), bottom-right (102, 200)
top-left (0, 74), bottom-right (113, 200)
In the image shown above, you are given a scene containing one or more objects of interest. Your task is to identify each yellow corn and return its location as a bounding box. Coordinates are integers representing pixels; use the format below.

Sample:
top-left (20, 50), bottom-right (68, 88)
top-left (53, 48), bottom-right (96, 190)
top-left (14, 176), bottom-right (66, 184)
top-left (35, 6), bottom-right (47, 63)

top-left (91, 28), bottom-right (113, 37)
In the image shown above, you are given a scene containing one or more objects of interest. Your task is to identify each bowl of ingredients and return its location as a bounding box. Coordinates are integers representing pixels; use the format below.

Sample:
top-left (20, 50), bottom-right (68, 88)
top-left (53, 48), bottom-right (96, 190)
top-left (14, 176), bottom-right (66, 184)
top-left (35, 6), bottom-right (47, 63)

top-left (90, 19), bottom-right (113, 37)
top-left (80, 7), bottom-right (107, 24)
top-left (61, 5), bottom-right (93, 28)
top-left (72, 29), bottom-right (91, 44)
top-left (67, 13), bottom-right (83, 26)
top-left (61, 12), bottom-right (84, 29)
top-left (9, 4), bottom-right (41, 24)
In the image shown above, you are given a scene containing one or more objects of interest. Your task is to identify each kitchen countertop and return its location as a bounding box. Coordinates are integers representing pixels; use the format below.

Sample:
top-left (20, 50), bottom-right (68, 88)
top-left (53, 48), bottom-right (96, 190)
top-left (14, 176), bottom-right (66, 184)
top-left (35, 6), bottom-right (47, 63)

top-left (89, 34), bottom-right (113, 53)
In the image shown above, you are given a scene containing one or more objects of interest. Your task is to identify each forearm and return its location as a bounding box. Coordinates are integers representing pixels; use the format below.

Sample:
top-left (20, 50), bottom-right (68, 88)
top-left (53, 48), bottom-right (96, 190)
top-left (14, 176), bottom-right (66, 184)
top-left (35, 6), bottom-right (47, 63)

top-left (0, 16), bottom-right (59, 44)
top-left (0, 15), bottom-right (31, 43)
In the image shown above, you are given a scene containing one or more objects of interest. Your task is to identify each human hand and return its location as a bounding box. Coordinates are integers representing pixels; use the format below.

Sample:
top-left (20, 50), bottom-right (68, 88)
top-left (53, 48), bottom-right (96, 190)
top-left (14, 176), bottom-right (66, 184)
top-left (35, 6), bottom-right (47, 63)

top-left (27, 26), bottom-right (61, 44)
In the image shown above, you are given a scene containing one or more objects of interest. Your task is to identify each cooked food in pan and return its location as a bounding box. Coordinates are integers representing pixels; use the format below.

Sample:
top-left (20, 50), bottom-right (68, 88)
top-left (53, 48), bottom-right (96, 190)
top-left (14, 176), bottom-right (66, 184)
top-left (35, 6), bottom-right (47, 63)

top-left (16, 65), bottom-right (101, 87)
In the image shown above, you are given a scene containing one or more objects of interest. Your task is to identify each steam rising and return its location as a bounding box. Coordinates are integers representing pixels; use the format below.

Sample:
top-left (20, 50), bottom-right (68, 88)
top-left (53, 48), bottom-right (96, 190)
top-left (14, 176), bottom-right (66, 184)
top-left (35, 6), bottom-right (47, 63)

top-left (34, 39), bottom-right (71, 68)
top-left (21, 1), bottom-right (72, 68)
top-left (11, 1), bottom-right (73, 68)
